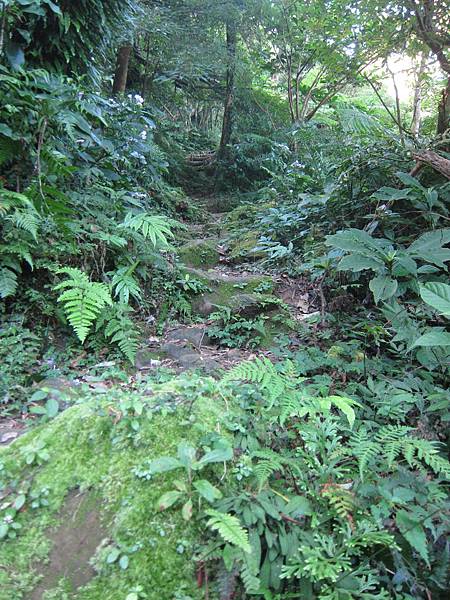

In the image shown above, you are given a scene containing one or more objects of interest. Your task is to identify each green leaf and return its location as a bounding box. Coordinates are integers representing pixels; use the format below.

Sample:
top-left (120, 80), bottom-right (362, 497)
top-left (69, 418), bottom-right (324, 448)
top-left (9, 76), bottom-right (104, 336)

top-left (372, 186), bottom-right (411, 201)
top-left (156, 490), bottom-right (182, 511)
top-left (338, 254), bottom-right (384, 272)
top-left (126, 594), bottom-right (139, 600)
top-left (177, 441), bottom-right (196, 468)
top-left (396, 510), bottom-right (429, 565)
top-left (193, 479), bottom-right (223, 503)
top-left (106, 548), bottom-right (120, 564)
top-left (408, 229), bottom-right (450, 268)
top-left (30, 389), bottom-right (48, 402)
top-left (194, 443), bottom-right (233, 469)
top-left (119, 554), bottom-right (129, 570)
top-left (0, 523), bottom-right (8, 539)
top-left (182, 499), bottom-right (193, 521)
top-left (14, 494), bottom-right (26, 510)
top-left (369, 275), bottom-right (398, 304)
top-left (420, 282), bottom-right (450, 317)
top-left (148, 456), bottom-right (182, 475)
top-left (329, 395), bottom-right (358, 428)
top-left (395, 171), bottom-right (426, 190)
top-left (45, 397), bottom-right (59, 418)
top-left (285, 495), bottom-right (312, 517)
top-left (411, 329), bottom-right (450, 348)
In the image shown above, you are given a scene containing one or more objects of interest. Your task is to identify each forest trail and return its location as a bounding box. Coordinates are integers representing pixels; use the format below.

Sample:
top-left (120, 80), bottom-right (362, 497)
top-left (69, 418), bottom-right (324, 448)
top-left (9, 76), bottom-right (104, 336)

top-left (138, 196), bottom-right (320, 375)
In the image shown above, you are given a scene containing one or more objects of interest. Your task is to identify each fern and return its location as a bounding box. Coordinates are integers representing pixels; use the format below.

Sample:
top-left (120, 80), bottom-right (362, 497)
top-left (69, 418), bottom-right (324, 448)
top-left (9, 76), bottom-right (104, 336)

top-left (321, 484), bottom-right (355, 519)
top-left (0, 189), bottom-right (34, 214)
top-left (54, 267), bottom-right (113, 343)
top-left (111, 263), bottom-right (142, 304)
top-left (205, 509), bottom-right (251, 553)
top-left (6, 209), bottom-right (39, 240)
top-left (0, 266), bottom-right (18, 299)
top-left (351, 426), bottom-right (450, 480)
top-left (280, 392), bottom-right (359, 428)
top-left (97, 303), bottom-right (139, 364)
top-left (224, 357), bottom-right (294, 407)
top-left (120, 212), bottom-right (176, 247)
top-left (241, 553), bottom-right (261, 593)
top-left (252, 449), bottom-right (291, 489)
top-left (349, 429), bottom-right (379, 481)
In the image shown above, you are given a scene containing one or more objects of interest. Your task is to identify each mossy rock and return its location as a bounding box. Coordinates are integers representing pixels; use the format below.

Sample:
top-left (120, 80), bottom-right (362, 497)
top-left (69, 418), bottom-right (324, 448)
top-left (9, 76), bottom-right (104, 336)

top-left (178, 238), bottom-right (220, 268)
top-left (184, 267), bottom-right (274, 316)
top-left (0, 378), bottom-right (226, 600)
top-left (224, 201), bottom-right (274, 232)
top-left (228, 232), bottom-right (266, 264)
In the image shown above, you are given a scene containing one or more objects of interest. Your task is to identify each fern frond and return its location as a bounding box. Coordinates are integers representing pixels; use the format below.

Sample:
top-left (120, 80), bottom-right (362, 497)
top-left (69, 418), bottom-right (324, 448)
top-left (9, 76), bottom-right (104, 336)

top-left (54, 267), bottom-right (112, 343)
top-left (120, 212), bottom-right (176, 247)
top-left (403, 439), bottom-right (450, 478)
top-left (241, 553), bottom-right (261, 593)
top-left (111, 264), bottom-right (142, 305)
top-left (252, 449), bottom-right (286, 489)
top-left (224, 357), bottom-right (291, 407)
top-left (205, 509), bottom-right (251, 553)
top-left (321, 484), bottom-right (355, 519)
top-left (6, 209), bottom-right (39, 240)
top-left (0, 266), bottom-right (19, 299)
top-left (349, 429), bottom-right (380, 481)
top-left (99, 304), bottom-right (139, 364)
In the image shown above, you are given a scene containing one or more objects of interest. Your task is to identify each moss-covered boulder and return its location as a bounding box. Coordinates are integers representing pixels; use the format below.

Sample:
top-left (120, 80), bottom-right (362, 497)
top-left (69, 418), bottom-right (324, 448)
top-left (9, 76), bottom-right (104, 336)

top-left (228, 232), bottom-right (266, 264)
top-left (0, 377), bottom-right (226, 600)
top-left (184, 267), bottom-right (275, 316)
top-left (178, 238), bottom-right (220, 268)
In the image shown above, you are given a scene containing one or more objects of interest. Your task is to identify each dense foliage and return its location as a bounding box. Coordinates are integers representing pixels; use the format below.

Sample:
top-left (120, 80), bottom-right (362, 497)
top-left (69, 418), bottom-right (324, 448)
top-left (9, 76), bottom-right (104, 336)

top-left (0, 0), bottom-right (449, 599)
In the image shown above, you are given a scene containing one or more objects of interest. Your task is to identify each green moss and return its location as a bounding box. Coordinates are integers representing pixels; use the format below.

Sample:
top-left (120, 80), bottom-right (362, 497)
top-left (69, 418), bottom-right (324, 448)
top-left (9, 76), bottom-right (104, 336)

top-left (0, 379), bottom-right (226, 600)
top-left (183, 267), bottom-right (275, 316)
top-left (178, 238), bottom-right (220, 268)
top-left (228, 232), bottom-right (266, 263)
top-left (224, 202), bottom-right (274, 232)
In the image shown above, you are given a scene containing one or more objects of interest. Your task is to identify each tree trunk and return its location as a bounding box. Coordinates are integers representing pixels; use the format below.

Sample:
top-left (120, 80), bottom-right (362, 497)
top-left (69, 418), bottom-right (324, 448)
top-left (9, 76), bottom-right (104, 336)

top-left (411, 53), bottom-right (427, 136)
top-left (218, 19), bottom-right (237, 160)
top-left (112, 45), bottom-right (132, 95)
top-left (287, 55), bottom-right (295, 123)
top-left (437, 77), bottom-right (450, 136)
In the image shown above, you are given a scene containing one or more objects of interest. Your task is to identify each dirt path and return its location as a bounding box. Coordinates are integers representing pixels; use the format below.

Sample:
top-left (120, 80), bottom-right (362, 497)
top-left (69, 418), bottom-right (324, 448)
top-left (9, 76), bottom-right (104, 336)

top-left (137, 197), bottom-right (320, 375)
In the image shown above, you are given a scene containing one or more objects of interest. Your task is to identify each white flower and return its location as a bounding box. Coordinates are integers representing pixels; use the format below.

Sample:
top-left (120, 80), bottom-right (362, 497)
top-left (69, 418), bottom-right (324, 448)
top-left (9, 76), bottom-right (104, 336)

top-left (130, 151), bottom-right (140, 159)
top-left (134, 94), bottom-right (144, 105)
top-left (139, 129), bottom-right (148, 140)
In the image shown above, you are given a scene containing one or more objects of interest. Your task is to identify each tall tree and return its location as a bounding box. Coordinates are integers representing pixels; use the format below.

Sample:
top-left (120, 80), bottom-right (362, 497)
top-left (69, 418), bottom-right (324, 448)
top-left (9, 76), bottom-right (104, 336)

top-left (218, 14), bottom-right (237, 159)
top-left (112, 44), bottom-right (133, 94)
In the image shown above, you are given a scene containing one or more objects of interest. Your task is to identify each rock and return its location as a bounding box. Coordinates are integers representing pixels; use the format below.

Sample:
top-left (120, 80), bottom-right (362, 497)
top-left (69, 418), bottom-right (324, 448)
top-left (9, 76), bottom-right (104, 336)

top-left (30, 491), bottom-right (107, 600)
top-left (160, 343), bottom-right (196, 361)
top-left (229, 293), bottom-right (280, 317)
top-left (198, 357), bottom-right (221, 374)
top-left (177, 353), bottom-right (204, 370)
top-left (228, 232), bottom-right (266, 264)
top-left (136, 349), bottom-right (163, 370)
top-left (184, 267), bottom-right (275, 316)
top-left (178, 238), bottom-right (220, 268)
top-left (166, 325), bottom-right (212, 347)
